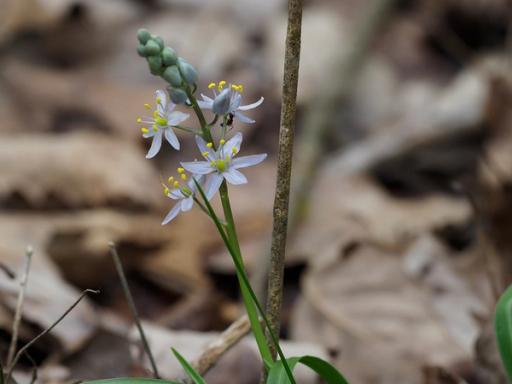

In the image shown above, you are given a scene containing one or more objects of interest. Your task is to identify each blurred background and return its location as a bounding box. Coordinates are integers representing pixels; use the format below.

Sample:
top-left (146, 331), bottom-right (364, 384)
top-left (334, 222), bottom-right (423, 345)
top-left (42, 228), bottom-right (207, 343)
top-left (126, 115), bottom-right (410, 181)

top-left (1, 0), bottom-right (512, 383)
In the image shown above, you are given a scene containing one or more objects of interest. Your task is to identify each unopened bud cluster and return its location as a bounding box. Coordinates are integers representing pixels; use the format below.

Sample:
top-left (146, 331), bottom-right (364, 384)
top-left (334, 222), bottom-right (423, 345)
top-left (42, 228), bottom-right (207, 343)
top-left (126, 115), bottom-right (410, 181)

top-left (137, 28), bottom-right (197, 104)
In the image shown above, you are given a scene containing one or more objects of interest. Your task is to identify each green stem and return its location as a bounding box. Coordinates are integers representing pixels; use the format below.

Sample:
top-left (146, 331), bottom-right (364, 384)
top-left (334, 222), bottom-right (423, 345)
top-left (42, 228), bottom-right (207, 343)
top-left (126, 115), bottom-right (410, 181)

top-left (186, 90), bottom-right (273, 364)
top-left (173, 125), bottom-right (201, 135)
top-left (219, 182), bottom-right (273, 365)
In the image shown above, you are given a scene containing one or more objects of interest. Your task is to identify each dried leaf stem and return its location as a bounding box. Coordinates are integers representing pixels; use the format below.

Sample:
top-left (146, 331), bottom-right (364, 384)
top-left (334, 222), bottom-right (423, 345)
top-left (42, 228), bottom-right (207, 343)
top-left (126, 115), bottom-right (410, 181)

top-left (265, 0), bottom-right (303, 360)
top-left (109, 242), bottom-right (160, 379)
top-left (6, 246), bottom-right (33, 367)
top-left (5, 289), bottom-right (98, 383)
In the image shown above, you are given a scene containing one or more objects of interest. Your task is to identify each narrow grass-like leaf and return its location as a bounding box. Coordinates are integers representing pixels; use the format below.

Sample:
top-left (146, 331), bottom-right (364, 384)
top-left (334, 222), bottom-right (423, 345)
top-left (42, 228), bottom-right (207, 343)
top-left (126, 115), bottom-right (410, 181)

top-left (194, 179), bottom-right (295, 383)
top-left (81, 379), bottom-right (181, 384)
top-left (171, 347), bottom-right (206, 384)
top-left (267, 355), bottom-right (349, 384)
top-left (495, 284), bottom-right (512, 381)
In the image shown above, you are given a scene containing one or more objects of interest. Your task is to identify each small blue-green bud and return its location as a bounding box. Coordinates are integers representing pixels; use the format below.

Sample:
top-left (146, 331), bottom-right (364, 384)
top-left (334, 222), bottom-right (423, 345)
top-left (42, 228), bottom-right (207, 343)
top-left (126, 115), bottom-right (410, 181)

top-left (161, 47), bottom-right (178, 66)
top-left (169, 88), bottom-right (188, 104)
top-left (212, 88), bottom-right (231, 115)
top-left (137, 44), bottom-right (146, 57)
top-left (144, 40), bottom-right (161, 56)
top-left (153, 36), bottom-right (165, 50)
top-left (163, 65), bottom-right (182, 87)
top-left (148, 55), bottom-right (163, 75)
top-left (137, 29), bottom-right (151, 44)
top-left (177, 58), bottom-right (198, 84)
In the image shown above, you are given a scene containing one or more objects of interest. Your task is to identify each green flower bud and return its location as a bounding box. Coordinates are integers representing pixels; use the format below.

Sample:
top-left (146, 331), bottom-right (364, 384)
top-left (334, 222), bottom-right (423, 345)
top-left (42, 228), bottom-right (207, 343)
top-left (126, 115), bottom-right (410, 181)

top-left (213, 89), bottom-right (231, 115)
top-left (137, 44), bottom-right (146, 57)
top-left (163, 65), bottom-right (182, 87)
top-left (153, 36), bottom-right (165, 50)
top-left (144, 40), bottom-right (161, 56)
top-left (177, 58), bottom-right (197, 84)
top-left (148, 55), bottom-right (163, 75)
top-left (161, 47), bottom-right (178, 66)
top-left (137, 29), bottom-right (151, 44)
top-left (169, 88), bottom-right (188, 104)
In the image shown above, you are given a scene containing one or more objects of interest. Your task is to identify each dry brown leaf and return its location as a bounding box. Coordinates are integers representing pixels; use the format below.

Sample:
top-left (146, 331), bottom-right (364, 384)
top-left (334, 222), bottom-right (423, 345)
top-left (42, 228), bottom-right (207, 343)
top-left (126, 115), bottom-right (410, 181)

top-left (0, 132), bottom-right (162, 210)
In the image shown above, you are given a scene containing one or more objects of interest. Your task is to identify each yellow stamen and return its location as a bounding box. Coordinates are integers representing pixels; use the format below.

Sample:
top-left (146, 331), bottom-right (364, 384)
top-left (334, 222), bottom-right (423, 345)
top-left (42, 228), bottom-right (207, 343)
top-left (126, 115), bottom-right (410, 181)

top-left (202, 151), bottom-right (209, 157)
top-left (177, 167), bottom-right (185, 174)
top-left (181, 174), bottom-right (187, 181)
top-left (137, 117), bottom-right (142, 123)
top-left (238, 84), bottom-right (244, 92)
top-left (164, 187), bottom-right (170, 195)
top-left (141, 127), bottom-right (149, 134)
top-left (208, 82), bottom-right (216, 89)
top-left (219, 139), bottom-right (226, 145)
top-left (173, 181), bottom-right (180, 188)
top-left (218, 80), bottom-right (226, 91)
top-left (144, 103), bottom-right (152, 110)
top-left (210, 160), bottom-right (216, 167)
top-left (153, 110), bottom-right (159, 118)
top-left (156, 97), bottom-right (162, 104)
top-left (206, 142), bottom-right (213, 148)
top-left (168, 176), bottom-right (174, 184)
top-left (153, 125), bottom-right (159, 132)
top-left (231, 147), bottom-right (237, 154)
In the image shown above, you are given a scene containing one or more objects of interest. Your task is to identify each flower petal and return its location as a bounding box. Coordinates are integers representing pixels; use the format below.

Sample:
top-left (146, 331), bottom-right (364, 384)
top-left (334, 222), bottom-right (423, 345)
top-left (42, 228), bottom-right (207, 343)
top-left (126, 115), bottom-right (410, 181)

top-left (161, 203), bottom-right (181, 225)
top-left (223, 169), bottom-right (247, 185)
top-left (206, 173), bottom-right (223, 199)
top-left (181, 161), bottom-right (214, 175)
top-left (197, 100), bottom-right (213, 109)
top-left (238, 97), bottom-right (264, 111)
top-left (195, 135), bottom-right (216, 158)
top-left (232, 154), bottom-right (267, 169)
top-left (229, 92), bottom-right (242, 111)
top-left (181, 196), bottom-right (194, 212)
top-left (167, 111), bottom-right (189, 126)
top-left (146, 131), bottom-right (163, 159)
top-left (156, 89), bottom-right (167, 115)
top-left (234, 111), bottom-right (255, 124)
top-left (164, 128), bottom-right (180, 150)
top-left (221, 132), bottom-right (243, 159)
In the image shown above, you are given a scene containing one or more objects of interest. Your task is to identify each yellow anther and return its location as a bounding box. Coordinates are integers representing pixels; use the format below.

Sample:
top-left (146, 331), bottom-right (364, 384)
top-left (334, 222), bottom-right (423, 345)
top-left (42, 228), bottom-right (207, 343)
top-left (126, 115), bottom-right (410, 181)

top-left (177, 167), bottom-right (185, 174)
top-left (141, 127), bottom-right (149, 134)
top-left (153, 125), bottom-right (159, 132)
top-left (156, 97), bottom-right (162, 104)
top-left (210, 160), bottom-right (216, 167)
top-left (202, 151), bottom-right (209, 157)
top-left (218, 80), bottom-right (226, 91)
top-left (208, 82), bottom-right (216, 89)
top-left (164, 187), bottom-right (170, 195)
top-left (168, 176), bottom-right (174, 183)
top-left (237, 84), bottom-right (244, 92)
top-left (180, 174), bottom-right (187, 181)
top-left (206, 142), bottom-right (213, 148)
top-left (219, 139), bottom-right (226, 145)
top-left (144, 103), bottom-right (152, 110)
top-left (137, 117), bottom-right (142, 123)
top-left (231, 147), bottom-right (237, 154)
top-left (153, 110), bottom-right (159, 118)
top-left (173, 181), bottom-right (180, 188)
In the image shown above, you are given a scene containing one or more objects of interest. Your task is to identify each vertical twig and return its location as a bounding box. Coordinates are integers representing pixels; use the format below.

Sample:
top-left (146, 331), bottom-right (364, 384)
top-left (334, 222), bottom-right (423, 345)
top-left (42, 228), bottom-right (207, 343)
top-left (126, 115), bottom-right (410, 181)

top-left (6, 246), bottom-right (33, 367)
top-left (5, 289), bottom-right (98, 383)
top-left (265, 0), bottom-right (303, 360)
top-left (108, 242), bottom-right (160, 379)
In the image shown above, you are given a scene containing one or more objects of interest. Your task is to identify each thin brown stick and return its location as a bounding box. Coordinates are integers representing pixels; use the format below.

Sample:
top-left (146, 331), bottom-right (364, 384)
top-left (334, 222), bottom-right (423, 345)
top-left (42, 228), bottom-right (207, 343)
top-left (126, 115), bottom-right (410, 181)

top-left (0, 263), bottom-right (16, 280)
top-left (265, 0), bottom-right (303, 361)
top-left (189, 315), bottom-right (250, 380)
top-left (6, 246), bottom-right (33, 367)
top-left (109, 242), bottom-right (160, 379)
top-left (5, 289), bottom-right (98, 383)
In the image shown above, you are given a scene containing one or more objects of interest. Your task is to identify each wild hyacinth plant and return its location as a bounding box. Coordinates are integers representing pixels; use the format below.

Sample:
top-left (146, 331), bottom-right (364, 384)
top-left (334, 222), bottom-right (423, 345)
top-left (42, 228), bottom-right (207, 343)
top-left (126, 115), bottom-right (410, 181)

top-left (130, 29), bottom-right (349, 384)
top-left (74, 26), bottom-right (348, 384)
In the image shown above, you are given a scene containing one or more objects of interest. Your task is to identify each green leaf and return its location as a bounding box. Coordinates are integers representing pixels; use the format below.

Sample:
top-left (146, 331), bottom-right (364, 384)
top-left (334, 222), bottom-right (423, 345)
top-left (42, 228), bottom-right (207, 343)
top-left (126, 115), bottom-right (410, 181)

top-left (81, 379), bottom-right (180, 384)
top-left (171, 348), bottom-right (206, 384)
top-left (495, 284), bottom-right (512, 381)
top-left (267, 355), bottom-right (349, 384)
